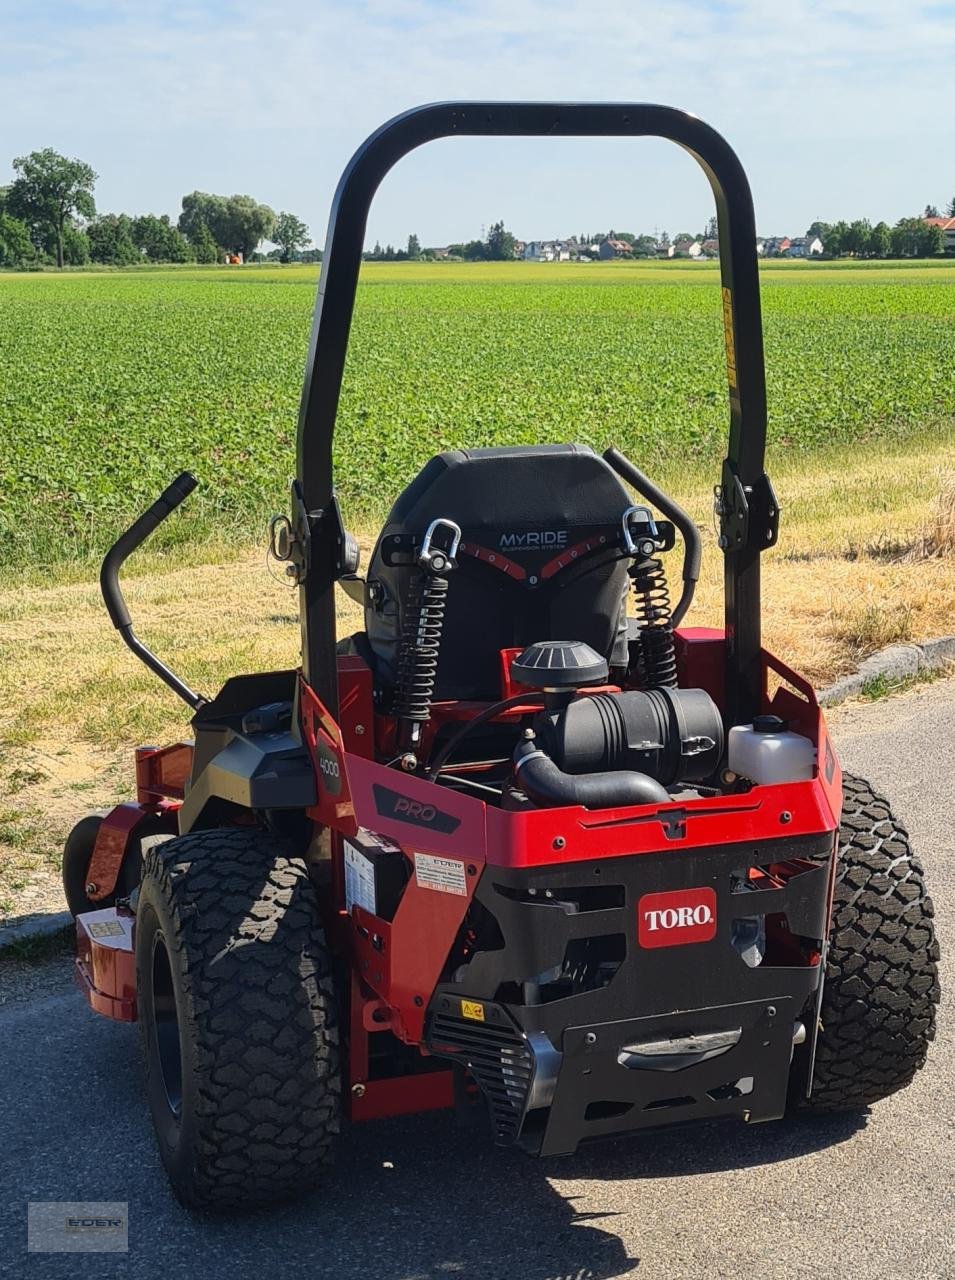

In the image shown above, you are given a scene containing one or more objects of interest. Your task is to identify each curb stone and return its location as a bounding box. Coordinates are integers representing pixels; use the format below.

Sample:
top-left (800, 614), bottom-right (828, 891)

top-left (0, 910), bottom-right (73, 953)
top-left (3, 637), bottom-right (954, 950)
top-left (817, 635), bottom-right (955, 707)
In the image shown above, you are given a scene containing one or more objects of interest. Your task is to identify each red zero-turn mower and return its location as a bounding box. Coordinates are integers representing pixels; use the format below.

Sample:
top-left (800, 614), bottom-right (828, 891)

top-left (66, 104), bottom-right (940, 1210)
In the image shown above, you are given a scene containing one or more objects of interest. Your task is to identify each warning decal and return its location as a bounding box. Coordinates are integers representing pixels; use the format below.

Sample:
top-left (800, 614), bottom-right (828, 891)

top-left (414, 852), bottom-right (468, 897)
top-left (460, 1000), bottom-right (485, 1021)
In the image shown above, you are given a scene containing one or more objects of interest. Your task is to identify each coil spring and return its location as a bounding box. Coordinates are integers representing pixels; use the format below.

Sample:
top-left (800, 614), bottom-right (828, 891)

top-left (630, 556), bottom-right (678, 688)
top-left (393, 570), bottom-right (450, 727)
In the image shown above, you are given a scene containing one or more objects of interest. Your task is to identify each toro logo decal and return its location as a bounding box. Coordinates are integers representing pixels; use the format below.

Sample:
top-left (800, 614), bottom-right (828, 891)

top-left (637, 887), bottom-right (717, 949)
top-left (373, 784), bottom-right (461, 834)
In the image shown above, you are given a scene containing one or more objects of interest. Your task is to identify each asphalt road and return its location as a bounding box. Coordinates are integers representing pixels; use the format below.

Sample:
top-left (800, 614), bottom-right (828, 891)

top-left (2, 680), bottom-right (952, 1280)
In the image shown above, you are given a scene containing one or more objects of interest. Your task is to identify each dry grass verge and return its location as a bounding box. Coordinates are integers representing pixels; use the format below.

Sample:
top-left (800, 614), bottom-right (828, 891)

top-left (2, 435), bottom-right (953, 919)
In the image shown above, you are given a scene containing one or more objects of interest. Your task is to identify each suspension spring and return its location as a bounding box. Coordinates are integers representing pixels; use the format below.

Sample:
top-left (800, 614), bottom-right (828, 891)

top-left (630, 555), bottom-right (678, 688)
top-left (393, 569), bottom-right (450, 744)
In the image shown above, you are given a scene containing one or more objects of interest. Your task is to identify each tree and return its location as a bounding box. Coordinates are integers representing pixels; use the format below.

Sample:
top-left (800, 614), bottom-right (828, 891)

top-left (843, 219), bottom-right (871, 256)
top-left (407, 232), bottom-right (421, 260)
top-left (891, 217), bottom-right (924, 257)
top-left (948, 197), bottom-right (955, 217)
top-left (272, 211), bottom-right (309, 263)
top-left (924, 204), bottom-right (939, 218)
top-left (485, 220), bottom-right (515, 260)
top-left (825, 220), bottom-right (849, 257)
top-left (179, 192), bottom-right (275, 259)
top-left (703, 214), bottom-right (718, 240)
top-left (62, 225), bottom-right (91, 265)
top-left (920, 221), bottom-right (944, 256)
top-left (7, 148), bottom-right (97, 268)
top-left (0, 211), bottom-right (33, 266)
top-left (131, 213), bottom-right (192, 263)
top-left (806, 220), bottom-right (830, 241)
top-left (867, 221), bottom-right (891, 259)
top-left (87, 214), bottom-right (139, 265)
top-left (191, 218), bottom-right (219, 264)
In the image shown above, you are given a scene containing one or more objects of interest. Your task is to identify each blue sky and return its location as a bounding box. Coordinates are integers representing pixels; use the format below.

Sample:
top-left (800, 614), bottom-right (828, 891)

top-left (1, 0), bottom-right (953, 248)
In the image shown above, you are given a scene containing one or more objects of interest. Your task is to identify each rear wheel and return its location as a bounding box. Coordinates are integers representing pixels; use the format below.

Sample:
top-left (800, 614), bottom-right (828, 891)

top-left (136, 827), bottom-right (340, 1210)
top-left (794, 773), bottom-right (940, 1111)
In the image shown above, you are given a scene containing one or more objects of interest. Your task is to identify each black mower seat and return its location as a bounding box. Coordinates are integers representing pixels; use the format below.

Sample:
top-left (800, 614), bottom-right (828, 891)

top-left (360, 444), bottom-right (634, 702)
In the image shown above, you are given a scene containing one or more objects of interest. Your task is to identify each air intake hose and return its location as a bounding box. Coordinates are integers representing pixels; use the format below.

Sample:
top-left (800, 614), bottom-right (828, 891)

top-left (513, 738), bottom-right (669, 810)
top-left (535, 686), bottom-right (723, 784)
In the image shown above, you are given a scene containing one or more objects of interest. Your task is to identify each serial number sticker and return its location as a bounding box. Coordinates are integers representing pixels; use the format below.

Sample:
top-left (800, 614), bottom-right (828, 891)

top-left (87, 921), bottom-right (124, 939)
top-left (414, 853), bottom-right (468, 897)
top-left (460, 999), bottom-right (485, 1022)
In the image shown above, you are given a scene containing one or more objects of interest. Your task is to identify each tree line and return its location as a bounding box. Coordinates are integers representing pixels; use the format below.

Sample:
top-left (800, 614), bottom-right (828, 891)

top-left (0, 148), bottom-right (314, 269)
top-left (806, 210), bottom-right (951, 259)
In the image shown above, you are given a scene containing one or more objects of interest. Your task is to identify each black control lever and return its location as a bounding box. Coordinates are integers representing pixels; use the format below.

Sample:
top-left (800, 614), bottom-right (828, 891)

top-left (100, 472), bottom-right (206, 710)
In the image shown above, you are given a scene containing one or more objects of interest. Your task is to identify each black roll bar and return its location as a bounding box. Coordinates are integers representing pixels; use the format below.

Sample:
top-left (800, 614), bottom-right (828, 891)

top-left (297, 103), bottom-right (772, 723)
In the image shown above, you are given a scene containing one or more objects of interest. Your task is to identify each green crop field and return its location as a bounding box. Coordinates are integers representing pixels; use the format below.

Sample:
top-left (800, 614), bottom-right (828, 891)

top-left (2, 258), bottom-right (954, 574)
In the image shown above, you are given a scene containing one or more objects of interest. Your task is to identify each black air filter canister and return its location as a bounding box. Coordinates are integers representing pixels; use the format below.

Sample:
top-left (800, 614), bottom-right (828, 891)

top-left (536, 687), bottom-right (724, 784)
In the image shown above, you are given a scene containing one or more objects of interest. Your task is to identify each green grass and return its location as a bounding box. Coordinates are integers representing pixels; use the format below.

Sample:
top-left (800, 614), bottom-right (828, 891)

top-left (2, 258), bottom-right (955, 576)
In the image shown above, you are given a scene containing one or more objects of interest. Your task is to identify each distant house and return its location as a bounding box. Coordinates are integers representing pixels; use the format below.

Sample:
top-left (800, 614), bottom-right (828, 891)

top-left (761, 236), bottom-right (792, 257)
top-left (786, 236), bottom-right (824, 257)
top-left (524, 239), bottom-right (570, 262)
top-left (701, 238), bottom-right (720, 258)
top-left (923, 216), bottom-right (955, 251)
top-left (513, 240), bottom-right (526, 259)
top-left (598, 237), bottom-right (633, 260)
top-left (672, 238), bottom-right (703, 258)
top-left (431, 246), bottom-right (452, 259)
top-left (755, 239), bottom-right (765, 256)
top-left (656, 241), bottom-right (675, 258)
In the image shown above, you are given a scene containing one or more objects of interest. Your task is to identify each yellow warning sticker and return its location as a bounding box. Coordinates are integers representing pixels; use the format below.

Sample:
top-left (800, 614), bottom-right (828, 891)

top-left (460, 999), bottom-right (485, 1022)
top-left (721, 286), bottom-right (738, 389)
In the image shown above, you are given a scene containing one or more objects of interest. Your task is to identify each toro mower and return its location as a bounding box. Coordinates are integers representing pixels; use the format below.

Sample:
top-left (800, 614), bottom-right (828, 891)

top-left (65, 104), bottom-right (939, 1210)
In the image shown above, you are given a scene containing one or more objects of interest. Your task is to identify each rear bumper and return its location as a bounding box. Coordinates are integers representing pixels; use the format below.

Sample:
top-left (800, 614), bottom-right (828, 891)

top-left (425, 831), bottom-right (832, 1154)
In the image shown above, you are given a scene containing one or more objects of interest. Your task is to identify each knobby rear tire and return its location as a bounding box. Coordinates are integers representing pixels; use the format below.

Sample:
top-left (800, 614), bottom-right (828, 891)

top-left (795, 773), bottom-right (940, 1111)
top-left (136, 827), bottom-right (341, 1210)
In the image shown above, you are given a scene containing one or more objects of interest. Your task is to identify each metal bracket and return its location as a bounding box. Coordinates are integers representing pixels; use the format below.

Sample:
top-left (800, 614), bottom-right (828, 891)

top-left (271, 483), bottom-right (359, 586)
top-left (715, 464), bottom-right (780, 552)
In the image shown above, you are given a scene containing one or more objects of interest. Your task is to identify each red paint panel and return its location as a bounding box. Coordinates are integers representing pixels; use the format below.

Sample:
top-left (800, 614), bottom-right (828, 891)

top-left (345, 753), bottom-right (487, 859)
top-left (338, 657), bottom-right (375, 760)
top-left (135, 742), bottom-right (193, 803)
top-left (458, 541), bottom-right (527, 580)
top-left (484, 775), bottom-right (836, 869)
top-left (540, 532), bottom-right (612, 580)
top-left (637, 886), bottom-right (717, 948)
top-left (74, 909), bottom-right (137, 1021)
top-left (299, 677), bottom-right (359, 835)
top-left (87, 802), bottom-right (177, 902)
top-left (349, 1072), bottom-right (454, 1122)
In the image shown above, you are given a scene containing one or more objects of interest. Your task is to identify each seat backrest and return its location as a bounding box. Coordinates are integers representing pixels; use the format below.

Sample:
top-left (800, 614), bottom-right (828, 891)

top-left (364, 444), bottom-right (634, 701)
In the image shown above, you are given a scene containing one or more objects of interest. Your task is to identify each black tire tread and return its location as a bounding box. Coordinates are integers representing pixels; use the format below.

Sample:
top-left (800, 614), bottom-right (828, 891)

top-left (806, 772), bottom-right (940, 1110)
top-left (140, 828), bottom-right (340, 1209)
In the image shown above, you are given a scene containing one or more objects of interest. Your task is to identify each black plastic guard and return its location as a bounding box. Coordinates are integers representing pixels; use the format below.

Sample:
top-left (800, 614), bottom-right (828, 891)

top-left (540, 995), bottom-right (794, 1156)
top-left (428, 831), bottom-right (834, 1154)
